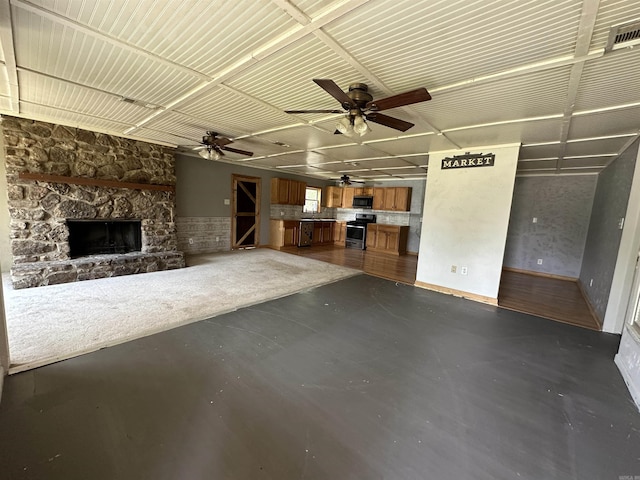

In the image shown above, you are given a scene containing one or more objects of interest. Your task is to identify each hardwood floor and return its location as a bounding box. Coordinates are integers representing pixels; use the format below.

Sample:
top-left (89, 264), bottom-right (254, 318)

top-left (278, 245), bottom-right (418, 285)
top-left (278, 245), bottom-right (600, 331)
top-left (498, 270), bottom-right (601, 331)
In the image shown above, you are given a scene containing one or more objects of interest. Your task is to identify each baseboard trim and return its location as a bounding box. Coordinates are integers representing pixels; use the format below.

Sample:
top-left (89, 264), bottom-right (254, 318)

top-left (406, 251), bottom-right (418, 256)
top-left (414, 280), bottom-right (498, 306)
top-left (615, 354), bottom-right (640, 412)
top-left (502, 266), bottom-right (577, 282)
top-left (576, 279), bottom-right (603, 329)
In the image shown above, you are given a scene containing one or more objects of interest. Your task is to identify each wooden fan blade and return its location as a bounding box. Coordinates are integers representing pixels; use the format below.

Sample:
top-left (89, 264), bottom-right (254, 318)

top-left (365, 87), bottom-right (431, 111)
top-left (192, 145), bottom-right (206, 150)
top-left (285, 109), bottom-right (345, 114)
top-left (214, 137), bottom-right (233, 147)
top-left (222, 146), bottom-right (254, 157)
top-left (366, 113), bottom-right (415, 132)
top-left (313, 79), bottom-right (356, 108)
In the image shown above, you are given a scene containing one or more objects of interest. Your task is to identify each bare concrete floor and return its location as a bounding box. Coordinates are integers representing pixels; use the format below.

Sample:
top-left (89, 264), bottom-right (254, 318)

top-left (0, 275), bottom-right (638, 479)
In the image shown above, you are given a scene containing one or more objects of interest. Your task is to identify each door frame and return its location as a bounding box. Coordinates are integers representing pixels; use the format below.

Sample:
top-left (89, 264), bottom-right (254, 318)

top-left (231, 174), bottom-right (261, 249)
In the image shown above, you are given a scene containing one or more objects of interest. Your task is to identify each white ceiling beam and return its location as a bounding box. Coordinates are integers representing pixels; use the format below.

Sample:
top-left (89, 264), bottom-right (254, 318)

top-left (0, 0), bottom-right (19, 112)
top-left (555, 0), bottom-right (601, 172)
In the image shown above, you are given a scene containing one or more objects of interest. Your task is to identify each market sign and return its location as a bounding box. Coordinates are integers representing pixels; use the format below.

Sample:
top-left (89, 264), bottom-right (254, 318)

top-left (441, 152), bottom-right (495, 170)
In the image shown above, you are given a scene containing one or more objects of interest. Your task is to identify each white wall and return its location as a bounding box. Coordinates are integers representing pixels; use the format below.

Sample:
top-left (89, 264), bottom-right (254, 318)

top-left (416, 144), bottom-right (520, 302)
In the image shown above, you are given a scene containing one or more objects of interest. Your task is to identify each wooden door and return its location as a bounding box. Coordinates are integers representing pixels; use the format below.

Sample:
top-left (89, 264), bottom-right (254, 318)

top-left (232, 175), bottom-right (261, 249)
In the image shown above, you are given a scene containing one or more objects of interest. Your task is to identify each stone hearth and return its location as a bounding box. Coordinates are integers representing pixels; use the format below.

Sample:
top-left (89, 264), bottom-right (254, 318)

top-left (2, 116), bottom-right (185, 288)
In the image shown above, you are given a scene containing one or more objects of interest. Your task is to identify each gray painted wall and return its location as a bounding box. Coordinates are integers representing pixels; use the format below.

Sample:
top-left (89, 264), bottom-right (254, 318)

top-left (580, 139), bottom-right (639, 322)
top-left (174, 154), bottom-right (330, 246)
top-left (503, 175), bottom-right (597, 277)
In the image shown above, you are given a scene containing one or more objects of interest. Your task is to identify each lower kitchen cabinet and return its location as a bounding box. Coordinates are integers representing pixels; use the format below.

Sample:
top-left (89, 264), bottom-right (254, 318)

top-left (270, 219), bottom-right (300, 249)
top-left (311, 220), bottom-right (334, 245)
top-left (333, 221), bottom-right (346, 246)
top-left (366, 224), bottom-right (409, 255)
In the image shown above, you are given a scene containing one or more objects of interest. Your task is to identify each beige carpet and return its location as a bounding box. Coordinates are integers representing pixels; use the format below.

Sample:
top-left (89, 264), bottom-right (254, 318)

top-left (3, 249), bottom-right (360, 373)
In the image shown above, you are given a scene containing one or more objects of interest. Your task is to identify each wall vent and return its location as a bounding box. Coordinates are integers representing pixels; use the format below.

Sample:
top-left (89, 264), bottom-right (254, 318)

top-left (605, 19), bottom-right (640, 52)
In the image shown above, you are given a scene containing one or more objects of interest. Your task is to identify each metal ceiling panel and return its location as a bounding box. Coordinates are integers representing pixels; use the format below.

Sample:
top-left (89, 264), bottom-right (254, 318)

top-left (344, 157), bottom-right (418, 169)
top-left (226, 36), bottom-right (375, 111)
top-left (590, 0), bottom-right (640, 49)
top-left (290, 0), bottom-right (336, 19)
top-left (574, 50), bottom-right (640, 111)
top-left (312, 143), bottom-right (390, 161)
top-left (141, 111), bottom-right (241, 145)
top-left (569, 107), bottom-right (640, 139)
top-left (519, 144), bottom-right (562, 160)
top-left (324, 0), bottom-right (581, 91)
top-left (177, 86), bottom-right (295, 136)
top-left (23, 0), bottom-right (296, 77)
top-left (564, 137), bottom-right (630, 156)
top-left (413, 67), bottom-right (571, 131)
top-left (517, 160), bottom-right (558, 170)
top-left (18, 103), bottom-right (134, 135)
top-left (370, 167), bottom-right (426, 176)
top-left (255, 125), bottom-right (353, 150)
top-left (18, 70), bottom-right (151, 127)
top-left (445, 118), bottom-right (564, 148)
top-left (560, 157), bottom-right (612, 169)
top-left (362, 136), bottom-right (431, 156)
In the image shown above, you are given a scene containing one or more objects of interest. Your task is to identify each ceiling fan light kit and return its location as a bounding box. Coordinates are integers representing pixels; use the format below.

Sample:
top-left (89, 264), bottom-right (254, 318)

top-left (285, 79), bottom-right (431, 136)
top-left (199, 147), bottom-right (221, 161)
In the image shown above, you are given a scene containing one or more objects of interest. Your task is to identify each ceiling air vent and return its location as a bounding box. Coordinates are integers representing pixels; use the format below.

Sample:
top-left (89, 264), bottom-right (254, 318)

top-left (605, 19), bottom-right (640, 52)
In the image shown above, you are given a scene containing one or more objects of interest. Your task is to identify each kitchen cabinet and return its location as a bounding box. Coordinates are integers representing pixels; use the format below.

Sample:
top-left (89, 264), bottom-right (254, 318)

top-left (372, 188), bottom-right (385, 210)
top-left (342, 187), bottom-right (356, 209)
top-left (271, 178), bottom-right (307, 205)
top-left (311, 220), bottom-right (334, 245)
top-left (270, 219), bottom-right (300, 249)
top-left (333, 221), bottom-right (346, 245)
top-left (381, 187), bottom-right (411, 211)
top-left (366, 224), bottom-right (409, 255)
top-left (324, 186), bottom-right (344, 208)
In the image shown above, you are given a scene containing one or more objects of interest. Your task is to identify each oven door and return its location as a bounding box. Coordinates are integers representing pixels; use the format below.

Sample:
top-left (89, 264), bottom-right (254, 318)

top-left (346, 225), bottom-right (366, 249)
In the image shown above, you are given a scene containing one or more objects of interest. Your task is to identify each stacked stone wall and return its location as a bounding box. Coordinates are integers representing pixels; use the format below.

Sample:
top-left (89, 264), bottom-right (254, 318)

top-left (2, 116), bottom-right (185, 288)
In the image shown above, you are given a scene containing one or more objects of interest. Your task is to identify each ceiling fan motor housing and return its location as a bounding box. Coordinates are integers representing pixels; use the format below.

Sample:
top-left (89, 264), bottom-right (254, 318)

top-left (345, 83), bottom-right (373, 109)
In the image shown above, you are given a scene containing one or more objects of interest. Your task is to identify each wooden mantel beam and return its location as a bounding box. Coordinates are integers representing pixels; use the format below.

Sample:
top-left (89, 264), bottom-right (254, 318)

top-left (18, 172), bottom-right (175, 193)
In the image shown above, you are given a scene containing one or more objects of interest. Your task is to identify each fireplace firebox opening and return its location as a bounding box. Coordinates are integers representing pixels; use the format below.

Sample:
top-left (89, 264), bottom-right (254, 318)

top-left (67, 220), bottom-right (142, 258)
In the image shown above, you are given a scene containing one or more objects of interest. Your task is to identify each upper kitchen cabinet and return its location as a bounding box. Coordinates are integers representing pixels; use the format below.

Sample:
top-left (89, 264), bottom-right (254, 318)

top-left (372, 187), bottom-right (412, 212)
top-left (271, 178), bottom-right (306, 205)
top-left (324, 186), bottom-right (344, 208)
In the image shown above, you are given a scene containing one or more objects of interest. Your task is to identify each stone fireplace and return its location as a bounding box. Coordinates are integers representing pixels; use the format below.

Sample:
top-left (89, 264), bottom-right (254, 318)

top-left (2, 116), bottom-right (185, 289)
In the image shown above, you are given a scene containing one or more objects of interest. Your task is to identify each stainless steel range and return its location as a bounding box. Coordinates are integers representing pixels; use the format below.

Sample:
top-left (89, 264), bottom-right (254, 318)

top-left (346, 213), bottom-right (376, 250)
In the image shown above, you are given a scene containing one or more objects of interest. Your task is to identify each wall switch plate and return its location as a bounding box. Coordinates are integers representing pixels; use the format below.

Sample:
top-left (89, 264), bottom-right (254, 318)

top-left (460, 266), bottom-right (468, 275)
top-left (589, 278), bottom-right (593, 287)
top-left (216, 236), bottom-right (220, 242)
top-left (451, 265), bottom-right (457, 273)
top-left (618, 217), bottom-right (625, 230)
top-left (537, 259), bottom-right (543, 265)
top-left (224, 199), bottom-right (230, 205)
top-left (532, 217), bottom-right (538, 223)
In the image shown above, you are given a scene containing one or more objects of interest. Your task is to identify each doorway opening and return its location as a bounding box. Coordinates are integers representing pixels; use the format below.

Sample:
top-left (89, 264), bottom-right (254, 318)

top-left (232, 175), bottom-right (261, 249)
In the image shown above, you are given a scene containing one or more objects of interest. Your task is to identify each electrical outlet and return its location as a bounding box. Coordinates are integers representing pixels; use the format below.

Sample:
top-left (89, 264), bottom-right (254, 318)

top-left (451, 265), bottom-right (457, 273)
top-left (280, 211), bottom-right (285, 216)
top-left (532, 217), bottom-right (538, 224)
top-left (224, 199), bottom-right (230, 205)
top-left (188, 238), bottom-right (194, 245)
top-left (460, 266), bottom-right (468, 275)
top-left (537, 259), bottom-right (543, 265)
top-left (618, 217), bottom-right (625, 230)
top-left (216, 236), bottom-right (220, 242)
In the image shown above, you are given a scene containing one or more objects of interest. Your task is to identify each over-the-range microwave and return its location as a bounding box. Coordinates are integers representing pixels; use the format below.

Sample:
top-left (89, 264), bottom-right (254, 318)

top-left (352, 195), bottom-right (373, 209)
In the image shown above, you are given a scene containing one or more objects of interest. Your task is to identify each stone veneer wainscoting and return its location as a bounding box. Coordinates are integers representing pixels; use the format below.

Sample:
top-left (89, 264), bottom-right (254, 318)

top-left (176, 217), bottom-right (231, 254)
top-left (2, 116), bottom-right (185, 288)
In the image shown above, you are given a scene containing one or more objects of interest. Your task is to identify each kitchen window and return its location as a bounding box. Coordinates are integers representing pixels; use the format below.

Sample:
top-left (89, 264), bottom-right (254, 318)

top-left (303, 187), bottom-right (322, 213)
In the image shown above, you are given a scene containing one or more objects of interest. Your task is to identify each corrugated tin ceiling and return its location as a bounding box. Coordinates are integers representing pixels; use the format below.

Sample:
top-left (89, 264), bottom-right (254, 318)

top-left (1, 0), bottom-right (638, 180)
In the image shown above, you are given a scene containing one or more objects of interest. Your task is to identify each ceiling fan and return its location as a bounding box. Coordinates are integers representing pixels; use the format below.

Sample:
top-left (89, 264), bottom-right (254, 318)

top-left (285, 79), bottom-right (431, 136)
top-left (337, 174), bottom-right (365, 186)
top-left (192, 132), bottom-right (253, 160)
